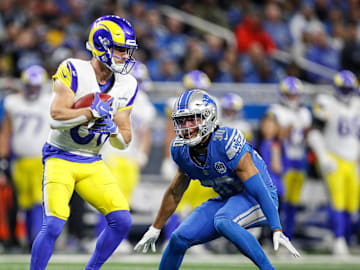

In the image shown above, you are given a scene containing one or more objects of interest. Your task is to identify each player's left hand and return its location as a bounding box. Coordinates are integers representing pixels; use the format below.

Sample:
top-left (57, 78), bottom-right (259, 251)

top-left (273, 230), bottom-right (301, 258)
top-left (88, 116), bottom-right (117, 135)
top-left (134, 226), bottom-right (161, 253)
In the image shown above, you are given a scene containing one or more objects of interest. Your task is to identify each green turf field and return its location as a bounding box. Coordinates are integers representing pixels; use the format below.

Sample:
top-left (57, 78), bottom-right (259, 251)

top-left (1, 254), bottom-right (359, 270)
top-left (0, 262), bottom-right (359, 270)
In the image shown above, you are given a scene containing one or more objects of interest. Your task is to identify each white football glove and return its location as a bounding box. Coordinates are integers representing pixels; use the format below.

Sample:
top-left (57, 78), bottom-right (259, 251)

top-left (160, 157), bottom-right (177, 181)
top-left (318, 154), bottom-right (337, 174)
top-left (273, 231), bottom-right (301, 258)
top-left (134, 226), bottom-right (161, 253)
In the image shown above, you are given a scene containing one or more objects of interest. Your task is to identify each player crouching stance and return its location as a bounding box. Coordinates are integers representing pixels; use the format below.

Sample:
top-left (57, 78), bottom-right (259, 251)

top-left (135, 90), bottom-right (300, 270)
top-left (30, 15), bottom-right (138, 270)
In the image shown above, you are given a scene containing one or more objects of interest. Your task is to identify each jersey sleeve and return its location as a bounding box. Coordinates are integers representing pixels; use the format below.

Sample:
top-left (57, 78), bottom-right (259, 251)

top-left (267, 104), bottom-right (292, 128)
top-left (300, 106), bottom-right (312, 128)
top-left (52, 59), bottom-right (78, 95)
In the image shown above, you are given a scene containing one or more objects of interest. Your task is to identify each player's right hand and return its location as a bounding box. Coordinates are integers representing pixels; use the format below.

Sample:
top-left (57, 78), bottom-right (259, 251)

top-left (88, 116), bottom-right (117, 135)
top-left (319, 154), bottom-right (337, 174)
top-left (90, 92), bottom-right (114, 118)
top-left (134, 226), bottom-right (161, 253)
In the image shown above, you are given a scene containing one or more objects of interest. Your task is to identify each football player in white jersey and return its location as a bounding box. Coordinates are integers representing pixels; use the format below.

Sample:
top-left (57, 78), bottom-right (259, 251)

top-left (308, 70), bottom-right (360, 255)
top-left (98, 61), bottom-right (156, 253)
top-left (220, 93), bottom-right (253, 142)
top-left (0, 65), bottom-right (50, 250)
top-left (30, 15), bottom-right (139, 270)
top-left (267, 76), bottom-right (312, 240)
top-left (135, 89), bottom-right (300, 270)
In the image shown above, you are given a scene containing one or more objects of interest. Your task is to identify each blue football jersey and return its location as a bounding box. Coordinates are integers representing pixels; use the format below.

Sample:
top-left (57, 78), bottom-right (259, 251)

top-left (171, 126), bottom-right (276, 198)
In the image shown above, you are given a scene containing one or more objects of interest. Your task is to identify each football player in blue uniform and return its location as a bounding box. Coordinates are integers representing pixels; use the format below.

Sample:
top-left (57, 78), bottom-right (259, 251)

top-left (135, 89), bottom-right (300, 270)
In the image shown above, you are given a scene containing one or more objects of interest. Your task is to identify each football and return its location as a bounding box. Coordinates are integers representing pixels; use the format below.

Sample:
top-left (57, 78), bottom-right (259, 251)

top-left (72, 92), bottom-right (112, 109)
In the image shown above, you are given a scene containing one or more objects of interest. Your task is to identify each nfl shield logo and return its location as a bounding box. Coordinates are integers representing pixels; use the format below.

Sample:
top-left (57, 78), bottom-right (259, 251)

top-left (214, 161), bottom-right (227, 174)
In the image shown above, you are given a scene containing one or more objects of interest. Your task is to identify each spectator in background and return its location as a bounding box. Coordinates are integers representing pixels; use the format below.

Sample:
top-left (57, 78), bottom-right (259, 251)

top-left (234, 8), bottom-right (276, 55)
top-left (240, 42), bottom-right (281, 83)
top-left (340, 21), bottom-right (360, 77)
top-left (305, 24), bottom-right (340, 83)
top-left (263, 2), bottom-right (293, 51)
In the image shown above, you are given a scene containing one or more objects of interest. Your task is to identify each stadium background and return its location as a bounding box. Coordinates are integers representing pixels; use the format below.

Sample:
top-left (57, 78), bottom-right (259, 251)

top-left (1, 0), bottom-right (360, 269)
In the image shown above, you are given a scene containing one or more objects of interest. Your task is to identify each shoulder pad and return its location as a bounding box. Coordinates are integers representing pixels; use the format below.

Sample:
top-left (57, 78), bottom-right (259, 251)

top-left (214, 127), bottom-right (246, 160)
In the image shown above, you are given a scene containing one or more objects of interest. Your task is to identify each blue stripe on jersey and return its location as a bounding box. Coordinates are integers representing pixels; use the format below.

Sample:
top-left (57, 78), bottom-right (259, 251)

top-left (67, 62), bottom-right (78, 93)
top-left (126, 84), bottom-right (139, 107)
top-left (42, 143), bottom-right (101, 164)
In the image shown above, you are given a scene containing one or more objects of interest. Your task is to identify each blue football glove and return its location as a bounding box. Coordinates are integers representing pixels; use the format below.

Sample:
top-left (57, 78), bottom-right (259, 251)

top-left (88, 116), bottom-right (117, 135)
top-left (90, 92), bottom-right (114, 119)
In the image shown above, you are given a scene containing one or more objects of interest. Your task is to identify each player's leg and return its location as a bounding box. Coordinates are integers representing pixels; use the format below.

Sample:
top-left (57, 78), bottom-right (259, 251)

top-left (344, 161), bottom-right (359, 244)
top-left (75, 160), bottom-right (131, 270)
top-left (283, 169), bottom-right (304, 239)
top-left (29, 158), bottom-right (44, 245)
top-left (325, 158), bottom-right (348, 254)
top-left (159, 198), bottom-right (225, 270)
top-left (12, 158), bottom-right (33, 246)
top-left (30, 158), bottom-right (75, 270)
top-left (214, 192), bottom-right (275, 270)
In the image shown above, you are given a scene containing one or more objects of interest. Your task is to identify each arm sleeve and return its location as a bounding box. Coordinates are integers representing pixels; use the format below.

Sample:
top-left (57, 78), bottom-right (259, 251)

top-left (243, 173), bottom-right (282, 231)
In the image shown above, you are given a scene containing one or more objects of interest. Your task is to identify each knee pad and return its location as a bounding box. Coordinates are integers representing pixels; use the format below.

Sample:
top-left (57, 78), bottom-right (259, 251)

top-left (43, 216), bottom-right (66, 240)
top-left (105, 210), bottom-right (132, 233)
top-left (168, 232), bottom-right (190, 253)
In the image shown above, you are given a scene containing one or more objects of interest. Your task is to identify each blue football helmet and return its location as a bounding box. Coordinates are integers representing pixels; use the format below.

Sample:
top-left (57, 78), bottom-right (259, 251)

top-left (333, 70), bottom-right (358, 103)
top-left (86, 15), bottom-right (138, 74)
top-left (183, 70), bottom-right (211, 90)
top-left (21, 65), bottom-right (48, 100)
top-left (279, 76), bottom-right (304, 109)
top-left (131, 61), bottom-right (153, 92)
top-left (172, 89), bottom-right (217, 147)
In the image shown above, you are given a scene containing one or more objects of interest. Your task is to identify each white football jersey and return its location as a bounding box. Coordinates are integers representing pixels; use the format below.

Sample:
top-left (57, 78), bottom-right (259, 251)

top-left (4, 90), bottom-right (51, 157)
top-left (313, 94), bottom-right (360, 161)
top-left (268, 103), bottom-right (312, 160)
top-left (47, 58), bottom-right (138, 156)
top-left (101, 90), bottom-right (156, 159)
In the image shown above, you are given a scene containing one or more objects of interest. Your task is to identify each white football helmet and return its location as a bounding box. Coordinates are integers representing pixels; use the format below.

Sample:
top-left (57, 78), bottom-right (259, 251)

top-left (172, 89), bottom-right (217, 147)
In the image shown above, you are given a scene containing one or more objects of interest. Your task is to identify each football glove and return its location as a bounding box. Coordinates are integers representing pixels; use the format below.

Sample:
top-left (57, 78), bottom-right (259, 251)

top-left (134, 226), bottom-right (161, 253)
top-left (273, 231), bottom-right (301, 258)
top-left (88, 116), bottom-right (117, 135)
top-left (89, 92), bottom-right (114, 118)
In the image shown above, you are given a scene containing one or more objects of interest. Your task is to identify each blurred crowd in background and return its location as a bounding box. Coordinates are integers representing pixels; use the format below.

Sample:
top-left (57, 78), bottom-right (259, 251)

top-left (0, 0), bottom-right (360, 83)
top-left (1, 0), bottom-right (360, 259)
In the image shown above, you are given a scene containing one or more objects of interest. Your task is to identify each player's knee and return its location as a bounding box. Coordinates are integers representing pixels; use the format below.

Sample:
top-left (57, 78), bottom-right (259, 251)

top-left (106, 210), bottom-right (132, 233)
top-left (168, 232), bottom-right (190, 252)
top-left (214, 217), bottom-right (231, 234)
top-left (43, 216), bottom-right (66, 240)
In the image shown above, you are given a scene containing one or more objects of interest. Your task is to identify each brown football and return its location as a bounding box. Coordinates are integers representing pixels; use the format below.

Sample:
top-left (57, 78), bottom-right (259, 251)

top-left (72, 92), bottom-right (112, 109)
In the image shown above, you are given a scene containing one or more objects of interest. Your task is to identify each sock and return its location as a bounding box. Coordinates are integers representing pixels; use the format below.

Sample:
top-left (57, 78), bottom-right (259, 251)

top-left (26, 210), bottom-right (32, 246)
top-left (344, 212), bottom-right (352, 244)
top-left (159, 233), bottom-right (189, 270)
top-left (30, 216), bottom-right (66, 270)
top-left (331, 209), bottom-right (345, 238)
top-left (163, 214), bottom-right (181, 241)
top-left (85, 210), bottom-right (131, 270)
top-left (214, 218), bottom-right (275, 270)
top-left (96, 213), bottom-right (107, 237)
top-left (283, 203), bottom-right (297, 239)
top-left (31, 205), bottom-right (43, 243)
